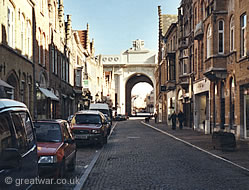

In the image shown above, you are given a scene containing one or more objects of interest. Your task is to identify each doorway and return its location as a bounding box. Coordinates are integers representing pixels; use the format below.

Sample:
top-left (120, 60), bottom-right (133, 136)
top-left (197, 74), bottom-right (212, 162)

top-left (244, 94), bottom-right (249, 138)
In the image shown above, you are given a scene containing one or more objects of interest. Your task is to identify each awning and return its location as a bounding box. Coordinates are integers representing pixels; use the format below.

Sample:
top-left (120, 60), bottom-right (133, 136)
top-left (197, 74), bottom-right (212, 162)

top-left (0, 80), bottom-right (14, 89)
top-left (39, 87), bottom-right (59, 101)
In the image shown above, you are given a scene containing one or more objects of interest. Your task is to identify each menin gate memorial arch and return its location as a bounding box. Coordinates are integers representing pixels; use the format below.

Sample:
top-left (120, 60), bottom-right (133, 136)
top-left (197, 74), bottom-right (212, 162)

top-left (101, 40), bottom-right (157, 116)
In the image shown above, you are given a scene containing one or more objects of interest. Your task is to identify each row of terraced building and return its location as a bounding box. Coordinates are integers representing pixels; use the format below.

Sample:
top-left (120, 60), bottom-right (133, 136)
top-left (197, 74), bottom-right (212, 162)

top-left (156, 0), bottom-right (249, 139)
top-left (0, 0), bottom-right (105, 120)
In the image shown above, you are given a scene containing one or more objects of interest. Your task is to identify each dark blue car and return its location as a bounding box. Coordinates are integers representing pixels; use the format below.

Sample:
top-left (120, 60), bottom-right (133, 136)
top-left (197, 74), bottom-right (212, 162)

top-left (0, 99), bottom-right (38, 190)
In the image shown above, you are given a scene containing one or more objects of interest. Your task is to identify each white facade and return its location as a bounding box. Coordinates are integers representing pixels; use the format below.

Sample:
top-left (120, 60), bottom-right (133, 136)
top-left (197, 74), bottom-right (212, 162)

top-left (101, 40), bottom-right (157, 114)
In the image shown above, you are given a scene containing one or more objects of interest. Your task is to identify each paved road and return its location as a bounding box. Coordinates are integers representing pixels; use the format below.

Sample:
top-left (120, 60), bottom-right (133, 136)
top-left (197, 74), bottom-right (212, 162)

top-left (82, 119), bottom-right (249, 190)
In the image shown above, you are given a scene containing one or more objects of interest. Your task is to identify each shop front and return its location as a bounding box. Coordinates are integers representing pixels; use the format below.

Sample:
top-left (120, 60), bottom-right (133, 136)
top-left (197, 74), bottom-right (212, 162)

top-left (243, 87), bottom-right (249, 139)
top-left (193, 79), bottom-right (210, 134)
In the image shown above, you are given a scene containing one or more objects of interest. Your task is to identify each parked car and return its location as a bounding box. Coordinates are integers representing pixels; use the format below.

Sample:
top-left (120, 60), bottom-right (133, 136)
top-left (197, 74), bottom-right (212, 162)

top-left (89, 103), bottom-right (113, 122)
top-left (0, 99), bottom-right (38, 190)
top-left (70, 110), bottom-right (108, 147)
top-left (114, 114), bottom-right (127, 121)
top-left (104, 114), bottom-right (112, 135)
top-left (33, 120), bottom-right (77, 178)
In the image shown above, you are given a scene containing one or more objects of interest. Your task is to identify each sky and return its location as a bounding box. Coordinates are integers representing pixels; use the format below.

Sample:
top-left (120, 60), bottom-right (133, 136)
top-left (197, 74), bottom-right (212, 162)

top-left (63, 0), bottom-right (181, 108)
top-left (63, 0), bottom-right (181, 55)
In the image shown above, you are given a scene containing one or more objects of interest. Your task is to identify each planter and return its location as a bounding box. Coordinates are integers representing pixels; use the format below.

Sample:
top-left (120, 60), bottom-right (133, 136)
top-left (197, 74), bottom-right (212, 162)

top-left (212, 131), bottom-right (236, 151)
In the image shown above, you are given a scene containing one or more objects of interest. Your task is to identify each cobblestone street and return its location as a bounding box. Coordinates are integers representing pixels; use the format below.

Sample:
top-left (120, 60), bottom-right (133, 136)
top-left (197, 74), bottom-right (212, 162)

top-left (82, 119), bottom-right (249, 190)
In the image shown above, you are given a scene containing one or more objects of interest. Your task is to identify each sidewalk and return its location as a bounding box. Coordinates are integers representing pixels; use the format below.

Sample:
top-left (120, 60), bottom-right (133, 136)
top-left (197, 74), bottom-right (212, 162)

top-left (146, 119), bottom-right (249, 172)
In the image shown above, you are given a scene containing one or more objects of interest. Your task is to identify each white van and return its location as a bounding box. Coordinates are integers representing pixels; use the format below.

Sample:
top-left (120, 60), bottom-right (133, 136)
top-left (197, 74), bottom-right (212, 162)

top-left (89, 103), bottom-right (112, 119)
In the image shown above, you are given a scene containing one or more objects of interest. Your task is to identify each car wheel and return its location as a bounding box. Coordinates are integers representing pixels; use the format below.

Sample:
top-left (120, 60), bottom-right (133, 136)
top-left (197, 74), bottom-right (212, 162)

top-left (68, 152), bottom-right (76, 171)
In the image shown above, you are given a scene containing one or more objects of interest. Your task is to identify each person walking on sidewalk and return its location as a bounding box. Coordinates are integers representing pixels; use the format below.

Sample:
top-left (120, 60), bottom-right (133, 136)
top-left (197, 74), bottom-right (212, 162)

top-left (154, 111), bottom-right (158, 123)
top-left (178, 110), bottom-right (184, 130)
top-left (169, 111), bottom-right (177, 130)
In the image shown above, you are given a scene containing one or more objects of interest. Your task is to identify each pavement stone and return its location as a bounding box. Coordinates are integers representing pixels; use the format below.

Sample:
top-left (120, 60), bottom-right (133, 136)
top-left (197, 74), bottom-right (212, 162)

top-left (149, 120), bottom-right (249, 171)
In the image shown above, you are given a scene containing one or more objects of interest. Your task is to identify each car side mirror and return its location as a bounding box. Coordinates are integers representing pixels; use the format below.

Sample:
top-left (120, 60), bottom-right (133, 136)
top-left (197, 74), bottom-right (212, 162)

top-left (0, 148), bottom-right (22, 170)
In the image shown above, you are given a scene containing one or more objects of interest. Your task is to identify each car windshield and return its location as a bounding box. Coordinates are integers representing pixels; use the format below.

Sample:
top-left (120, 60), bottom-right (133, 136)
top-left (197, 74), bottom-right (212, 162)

top-left (34, 122), bottom-right (62, 143)
top-left (75, 114), bottom-right (101, 124)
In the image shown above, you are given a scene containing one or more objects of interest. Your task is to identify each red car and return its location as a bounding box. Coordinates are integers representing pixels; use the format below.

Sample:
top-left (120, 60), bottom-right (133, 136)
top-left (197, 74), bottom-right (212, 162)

top-left (70, 110), bottom-right (108, 147)
top-left (34, 120), bottom-right (77, 178)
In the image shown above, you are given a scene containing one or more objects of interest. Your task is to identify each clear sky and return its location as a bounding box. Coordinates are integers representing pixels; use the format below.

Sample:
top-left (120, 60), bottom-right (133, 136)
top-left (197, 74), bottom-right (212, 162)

top-left (63, 0), bottom-right (181, 55)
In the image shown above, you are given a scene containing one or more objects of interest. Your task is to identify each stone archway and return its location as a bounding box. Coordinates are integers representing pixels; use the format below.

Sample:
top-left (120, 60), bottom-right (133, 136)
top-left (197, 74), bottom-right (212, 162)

top-left (125, 74), bottom-right (153, 116)
top-left (7, 71), bottom-right (19, 100)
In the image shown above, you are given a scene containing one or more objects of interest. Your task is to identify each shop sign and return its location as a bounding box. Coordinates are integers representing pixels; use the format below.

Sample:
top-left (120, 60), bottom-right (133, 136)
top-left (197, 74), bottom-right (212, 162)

top-left (193, 79), bottom-right (210, 94)
top-left (83, 80), bottom-right (89, 88)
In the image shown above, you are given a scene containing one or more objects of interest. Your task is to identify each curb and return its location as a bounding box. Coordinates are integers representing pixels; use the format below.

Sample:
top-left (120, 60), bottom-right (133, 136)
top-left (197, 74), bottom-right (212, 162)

top-left (141, 121), bottom-right (249, 173)
top-left (74, 122), bottom-right (118, 190)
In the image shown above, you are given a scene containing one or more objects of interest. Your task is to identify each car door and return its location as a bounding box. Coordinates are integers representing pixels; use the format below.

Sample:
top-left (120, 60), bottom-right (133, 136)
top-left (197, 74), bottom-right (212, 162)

top-left (61, 122), bottom-right (75, 166)
top-left (11, 111), bottom-right (38, 188)
top-left (0, 111), bottom-right (38, 190)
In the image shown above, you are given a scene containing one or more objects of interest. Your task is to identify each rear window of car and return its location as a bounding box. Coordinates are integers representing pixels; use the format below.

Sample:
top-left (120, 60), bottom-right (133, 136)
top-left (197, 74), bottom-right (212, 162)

top-left (90, 109), bottom-right (109, 115)
top-left (75, 114), bottom-right (101, 124)
top-left (34, 122), bottom-right (62, 143)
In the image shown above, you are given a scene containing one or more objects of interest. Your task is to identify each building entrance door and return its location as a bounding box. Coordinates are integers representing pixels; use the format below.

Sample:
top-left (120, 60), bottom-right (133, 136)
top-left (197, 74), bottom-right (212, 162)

top-left (244, 95), bottom-right (249, 138)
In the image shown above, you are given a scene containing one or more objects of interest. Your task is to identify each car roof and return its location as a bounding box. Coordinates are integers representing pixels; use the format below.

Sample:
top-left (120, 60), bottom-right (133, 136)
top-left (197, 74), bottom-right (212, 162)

top-left (33, 119), bottom-right (66, 124)
top-left (89, 103), bottom-right (109, 109)
top-left (75, 110), bottom-right (102, 115)
top-left (0, 99), bottom-right (27, 110)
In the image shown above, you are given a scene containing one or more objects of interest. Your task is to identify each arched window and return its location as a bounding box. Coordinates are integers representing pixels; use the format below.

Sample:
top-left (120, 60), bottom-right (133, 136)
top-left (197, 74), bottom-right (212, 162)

top-left (40, 73), bottom-right (46, 88)
top-left (218, 20), bottom-right (224, 54)
top-left (207, 25), bottom-right (212, 58)
top-left (7, 2), bottom-right (15, 48)
top-left (38, 29), bottom-right (41, 64)
top-left (27, 21), bottom-right (31, 58)
top-left (42, 33), bottom-right (46, 66)
top-left (240, 13), bottom-right (247, 57)
top-left (21, 14), bottom-right (25, 54)
top-left (230, 15), bottom-right (235, 52)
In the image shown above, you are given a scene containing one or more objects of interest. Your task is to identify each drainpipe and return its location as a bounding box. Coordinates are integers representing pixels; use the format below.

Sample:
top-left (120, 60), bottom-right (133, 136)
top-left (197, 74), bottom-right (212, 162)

top-left (32, 7), bottom-right (37, 120)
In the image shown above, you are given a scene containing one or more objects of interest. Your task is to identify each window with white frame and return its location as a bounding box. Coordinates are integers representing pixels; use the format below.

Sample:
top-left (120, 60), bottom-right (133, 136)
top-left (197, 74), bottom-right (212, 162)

top-left (63, 58), bottom-right (65, 80)
top-left (42, 34), bottom-right (46, 66)
top-left (51, 46), bottom-right (55, 73)
top-left (240, 13), bottom-right (247, 57)
top-left (182, 59), bottom-right (188, 74)
top-left (21, 14), bottom-right (25, 54)
top-left (27, 21), bottom-right (31, 58)
top-left (218, 20), bottom-right (224, 54)
top-left (207, 25), bottom-right (212, 58)
top-left (66, 61), bottom-right (69, 82)
top-left (54, 50), bottom-right (58, 74)
top-left (75, 70), bottom-right (82, 87)
top-left (230, 15), bottom-right (235, 52)
top-left (7, 2), bottom-right (15, 48)
top-left (38, 30), bottom-right (41, 64)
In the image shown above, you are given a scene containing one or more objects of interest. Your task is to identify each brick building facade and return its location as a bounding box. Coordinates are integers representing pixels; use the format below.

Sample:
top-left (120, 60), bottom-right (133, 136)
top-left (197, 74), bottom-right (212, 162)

top-left (157, 0), bottom-right (249, 139)
top-left (0, 0), bottom-right (102, 120)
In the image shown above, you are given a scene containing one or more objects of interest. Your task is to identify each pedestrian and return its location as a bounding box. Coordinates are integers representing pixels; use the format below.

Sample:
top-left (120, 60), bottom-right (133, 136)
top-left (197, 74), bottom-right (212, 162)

top-left (178, 110), bottom-right (184, 130)
top-left (154, 111), bottom-right (158, 123)
top-left (169, 111), bottom-right (177, 130)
